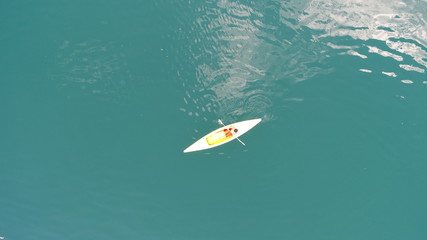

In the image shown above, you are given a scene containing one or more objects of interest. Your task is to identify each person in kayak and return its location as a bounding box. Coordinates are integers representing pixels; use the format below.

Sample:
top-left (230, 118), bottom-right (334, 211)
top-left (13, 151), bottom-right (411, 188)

top-left (206, 127), bottom-right (238, 145)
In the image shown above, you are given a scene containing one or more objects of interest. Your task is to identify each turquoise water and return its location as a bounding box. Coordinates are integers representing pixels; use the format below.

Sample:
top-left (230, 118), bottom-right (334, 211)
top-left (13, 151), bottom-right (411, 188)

top-left (2, 0), bottom-right (427, 239)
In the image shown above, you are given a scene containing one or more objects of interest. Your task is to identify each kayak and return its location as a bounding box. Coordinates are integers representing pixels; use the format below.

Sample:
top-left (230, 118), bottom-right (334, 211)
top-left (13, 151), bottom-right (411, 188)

top-left (183, 118), bottom-right (262, 153)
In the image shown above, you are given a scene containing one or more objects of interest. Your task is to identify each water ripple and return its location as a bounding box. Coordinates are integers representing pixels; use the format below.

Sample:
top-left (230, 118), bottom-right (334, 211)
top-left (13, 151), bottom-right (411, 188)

top-left (178, 0), bottom-right (331, 123)
top-left (301, 0), bottom-right (427, 83)
top-left (50, 40), bottom-right (133, 102)
top-left (174, 0), bottom-right (427, 130)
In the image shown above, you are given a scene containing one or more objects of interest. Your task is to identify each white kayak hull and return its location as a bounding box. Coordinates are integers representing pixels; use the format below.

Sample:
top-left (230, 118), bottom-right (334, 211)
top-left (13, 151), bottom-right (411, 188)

top-left (183, 118), bottom-right (262, 153)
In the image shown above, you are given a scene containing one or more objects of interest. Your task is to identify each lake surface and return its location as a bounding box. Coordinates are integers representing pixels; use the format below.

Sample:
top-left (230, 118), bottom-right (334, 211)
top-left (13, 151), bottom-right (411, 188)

top-left (2, 0), bottom-right (427, 239)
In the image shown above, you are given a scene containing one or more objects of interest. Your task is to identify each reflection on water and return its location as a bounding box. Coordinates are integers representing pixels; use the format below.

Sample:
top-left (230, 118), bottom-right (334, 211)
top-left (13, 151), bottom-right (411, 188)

top-left (180, 0), bottom-right (331, 124)
top-left (179, 0), bottom-right (427, 125)
top-left (301, 0), bottom-right (427, 81)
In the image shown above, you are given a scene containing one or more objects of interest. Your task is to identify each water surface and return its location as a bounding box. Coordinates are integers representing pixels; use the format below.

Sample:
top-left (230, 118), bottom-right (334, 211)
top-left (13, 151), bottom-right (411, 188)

top-left (2, 0), bottom-right (427, 239)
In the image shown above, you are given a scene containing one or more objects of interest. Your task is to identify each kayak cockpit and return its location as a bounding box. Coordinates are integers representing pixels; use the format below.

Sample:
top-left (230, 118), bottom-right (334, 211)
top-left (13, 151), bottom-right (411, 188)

top-left (206, 127), bottom-right (238, 145)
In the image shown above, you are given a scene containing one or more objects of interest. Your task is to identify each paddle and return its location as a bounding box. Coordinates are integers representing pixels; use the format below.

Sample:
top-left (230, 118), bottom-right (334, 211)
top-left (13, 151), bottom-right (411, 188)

top-left (217, 119), bottom-right (246, 146)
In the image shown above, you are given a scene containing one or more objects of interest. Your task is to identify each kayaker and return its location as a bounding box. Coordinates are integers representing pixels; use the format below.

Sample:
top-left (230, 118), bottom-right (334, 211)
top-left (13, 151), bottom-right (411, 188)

top-left (224, 128), bottom-right (233, 137)
top-left (224, 128), bottom-right (238, 136)
top-left (207, 127), bottom-right (238, 145)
